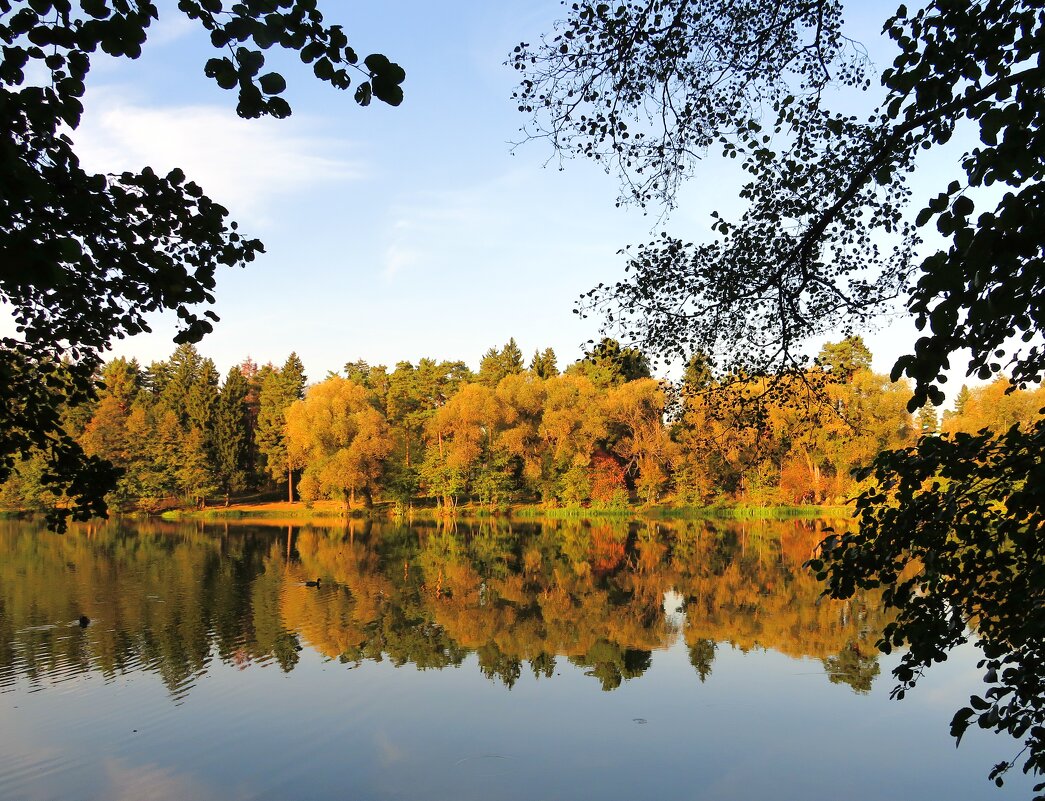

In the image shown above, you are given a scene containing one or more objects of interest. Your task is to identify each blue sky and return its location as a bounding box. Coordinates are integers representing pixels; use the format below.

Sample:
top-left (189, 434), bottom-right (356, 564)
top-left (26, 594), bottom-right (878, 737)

top-left (56, 1), bottom-right (965, 382)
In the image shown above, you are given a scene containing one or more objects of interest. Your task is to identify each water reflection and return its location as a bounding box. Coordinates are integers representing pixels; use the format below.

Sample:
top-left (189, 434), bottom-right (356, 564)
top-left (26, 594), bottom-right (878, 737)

top-left (0, 516), bottom-right (884, 698)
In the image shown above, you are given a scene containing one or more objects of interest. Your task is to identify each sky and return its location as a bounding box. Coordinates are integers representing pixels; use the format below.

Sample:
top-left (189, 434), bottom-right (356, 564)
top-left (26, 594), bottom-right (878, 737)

top-left (28, 0), bottom-right (981, 386)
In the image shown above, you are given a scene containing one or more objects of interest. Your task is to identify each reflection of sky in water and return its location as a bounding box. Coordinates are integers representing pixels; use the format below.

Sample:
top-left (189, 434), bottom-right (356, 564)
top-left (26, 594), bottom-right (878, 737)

top-left (0, 520), bottom-right (1034, 800)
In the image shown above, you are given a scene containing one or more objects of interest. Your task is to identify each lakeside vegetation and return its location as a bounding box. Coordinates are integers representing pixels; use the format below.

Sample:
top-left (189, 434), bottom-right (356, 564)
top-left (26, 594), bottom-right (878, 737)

top-left (3, 335), bottom-right (1041, 522)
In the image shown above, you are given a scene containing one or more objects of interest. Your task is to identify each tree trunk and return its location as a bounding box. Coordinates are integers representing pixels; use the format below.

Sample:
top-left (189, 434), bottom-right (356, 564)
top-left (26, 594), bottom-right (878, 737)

top-left (287, 463), bottom-right (294, 503)
top-left (362, 483), bottom-right (373, 509)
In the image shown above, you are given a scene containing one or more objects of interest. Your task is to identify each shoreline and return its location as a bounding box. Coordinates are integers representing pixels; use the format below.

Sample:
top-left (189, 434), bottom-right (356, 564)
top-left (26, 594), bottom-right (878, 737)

top-left (1, 501), bottom-right (855, 527)
top-left (155, 500), bottom-right (855, 523)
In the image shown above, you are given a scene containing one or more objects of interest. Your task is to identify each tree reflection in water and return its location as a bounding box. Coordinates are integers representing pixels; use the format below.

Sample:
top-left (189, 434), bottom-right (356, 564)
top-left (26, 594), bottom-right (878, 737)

top-left (0, 516), bottom-right (887, 697)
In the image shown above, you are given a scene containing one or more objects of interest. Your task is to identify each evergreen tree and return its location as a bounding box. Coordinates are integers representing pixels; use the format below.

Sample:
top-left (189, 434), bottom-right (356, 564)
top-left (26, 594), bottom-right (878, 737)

top-left (143, 359), bottom-right (173, 401)
top-left (256, 353), bottom-right (307, 501)
top-left (479, 339), bottom-right (525, 385)
top-left (186, 358), bottom-right (220, 442)
top-left (916, 402), bottom-right (939, 436)
top-left (143, 410), bottom-right (183, 501)
top-left (99, 358), bottom-right (142, 406)
top-left (570, 338), bottom-right (651, 388)
top-left (954, 385), bottom-right (972, 417)
top-left (159, 344), bottom-right (203, 426)
top-left (817, 336), bottom-right (873, 379)
top-left (344, 359), bottom-right (391, 412)
top-left (681, 352), bottom-right (713, 394)
top-left (0, 1), bottom-right (406, 527)
top-left (214, 367), bottom-right (252, 501)
top-left (502, 338), bottom-right (525, 374)
top-left (244, 362), bottom-right (272, 481)
top-left (178, 428), bottom-right (219, 508)
top-left (529, 347), bottom-right (559, 378)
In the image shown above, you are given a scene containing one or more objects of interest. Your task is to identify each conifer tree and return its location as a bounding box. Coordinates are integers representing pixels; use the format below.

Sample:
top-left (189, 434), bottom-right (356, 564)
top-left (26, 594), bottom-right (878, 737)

top-left (479, 339), bottom-right (526, 386)
top-left (186, 358), bottom-right (220, 443)
top-left (159, 344), bottom-right (204, 426)
top-left (530, 348), bottom-right (560, 379)
top-left (178, 428), bottom-right (219, 508)
top-left (215, 367), bottom-right (252, 502)
top-left (570, 338), bottom-right (651, 388)
top-left (256, 353), bottom-right (307, 501)
top-left (916, 402), bottom-right (939, 436)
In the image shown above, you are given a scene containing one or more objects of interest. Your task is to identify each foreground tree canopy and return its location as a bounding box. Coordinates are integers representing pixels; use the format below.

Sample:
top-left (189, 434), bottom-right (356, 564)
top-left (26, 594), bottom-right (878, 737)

top-left (515, 0), bottom-right (1044, 794)
top-left (0, 0), bottom-right (404, 528)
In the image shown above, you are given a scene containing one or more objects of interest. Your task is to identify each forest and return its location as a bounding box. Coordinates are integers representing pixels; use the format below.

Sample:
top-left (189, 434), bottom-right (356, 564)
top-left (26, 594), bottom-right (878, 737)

top-left (4, 335), bottom-right (1041, 517)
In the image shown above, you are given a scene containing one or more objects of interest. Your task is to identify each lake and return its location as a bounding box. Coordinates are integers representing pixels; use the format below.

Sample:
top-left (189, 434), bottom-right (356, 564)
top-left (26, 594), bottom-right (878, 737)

top-left (0, 517), bottom-right (1031, 800)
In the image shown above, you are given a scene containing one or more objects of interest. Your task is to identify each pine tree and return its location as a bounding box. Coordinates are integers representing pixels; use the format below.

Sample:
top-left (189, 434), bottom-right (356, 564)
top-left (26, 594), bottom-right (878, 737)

top-left (817, 336), bottom-right (873, 378)
top-left (178, 428), bottom-right (219, 508)
top-left (256, 353), bottom-right (307, 501)
top-left (530, 348), bottom-right (559, 378)
top-left (502, 338), bottom-right (525, 374)
top-left (479, 339), bottom-right (526, 385)
top-left (570, 338), bottom-right (651, 388)
top-left (954, 385), bottom-right (972, 417)
top-left (214, 367), bottom-right (251, 501)
top-left (186, 358), bottom-right (220, 442)
top-left (916, 402), bottom-right (938, 436)
top-left (159, 344), bottom-right (203, 425)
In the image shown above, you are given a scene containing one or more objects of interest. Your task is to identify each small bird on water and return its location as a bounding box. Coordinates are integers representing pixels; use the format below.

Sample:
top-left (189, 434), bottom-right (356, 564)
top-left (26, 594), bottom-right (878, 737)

top-left (78, 615), bottom-right (90, 628)
top-left (305, 578), bottom-right (321, 587)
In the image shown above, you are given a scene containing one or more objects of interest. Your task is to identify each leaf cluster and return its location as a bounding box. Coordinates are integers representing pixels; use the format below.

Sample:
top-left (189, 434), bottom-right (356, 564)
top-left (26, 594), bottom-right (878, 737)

top-left (809, 417), bottom-right (1045, 794)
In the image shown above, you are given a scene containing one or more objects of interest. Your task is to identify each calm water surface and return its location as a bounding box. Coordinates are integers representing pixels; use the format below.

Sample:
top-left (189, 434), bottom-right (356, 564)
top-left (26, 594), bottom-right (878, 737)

top-left (0, 517), bottom-right (1030, 800)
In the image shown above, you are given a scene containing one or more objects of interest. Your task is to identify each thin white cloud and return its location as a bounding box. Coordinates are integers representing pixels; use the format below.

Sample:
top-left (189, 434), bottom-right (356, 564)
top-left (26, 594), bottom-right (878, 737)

top-left (378, 177), bottom-right (521, 281)
top-left (71, 88), bottom-right (363, 226)
top-left (146, 11), bottom-right (197, 46)
top-left (382, 243), bottom-right (421, 279)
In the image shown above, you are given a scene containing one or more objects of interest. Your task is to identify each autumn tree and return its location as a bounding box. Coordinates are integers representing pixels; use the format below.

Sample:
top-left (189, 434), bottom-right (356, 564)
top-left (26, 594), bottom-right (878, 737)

top-left (602, 378), bottom-right (674, 504)
top-left (422, 382), bottom-right (507, 509)
top-left (285, 376), bottom-right (391, 510)
top-left (538, 374), bottom-right (607, 503)
top-left (78, 358), bottom-right (142, 505)
top-left (494, 372), bottom-right (548, 499)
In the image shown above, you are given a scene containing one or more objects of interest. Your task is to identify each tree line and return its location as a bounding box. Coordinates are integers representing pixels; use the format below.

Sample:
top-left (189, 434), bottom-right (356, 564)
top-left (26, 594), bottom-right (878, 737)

top-left (3, 336), bottom-right (1041, 515)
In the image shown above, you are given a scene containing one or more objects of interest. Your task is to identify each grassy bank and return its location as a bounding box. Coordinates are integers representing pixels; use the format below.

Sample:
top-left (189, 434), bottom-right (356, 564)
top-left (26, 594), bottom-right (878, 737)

top-left (155, 499), bottom-right (853, 523)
